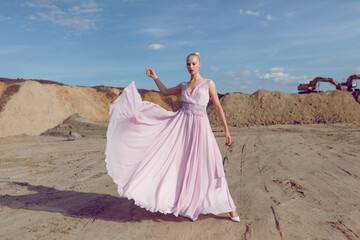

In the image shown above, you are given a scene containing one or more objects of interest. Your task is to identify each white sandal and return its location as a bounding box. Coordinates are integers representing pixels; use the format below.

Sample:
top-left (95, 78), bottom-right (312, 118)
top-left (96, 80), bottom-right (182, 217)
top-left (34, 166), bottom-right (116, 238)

top-left (230, 216), bottom-right (240, 222)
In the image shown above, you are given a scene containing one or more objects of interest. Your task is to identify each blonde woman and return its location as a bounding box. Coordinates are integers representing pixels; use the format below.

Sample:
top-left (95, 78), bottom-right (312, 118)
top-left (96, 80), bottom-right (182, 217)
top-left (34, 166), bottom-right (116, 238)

top-left (105, 52), bottom-right (239, 222)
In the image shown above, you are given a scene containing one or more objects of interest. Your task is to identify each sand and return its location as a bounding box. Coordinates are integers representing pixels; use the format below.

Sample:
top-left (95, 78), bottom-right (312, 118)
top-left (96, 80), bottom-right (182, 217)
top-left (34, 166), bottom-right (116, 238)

top-left (1, 78), bottom-right (360, 239)
top-left (1, 121), bottom-right (360, 240)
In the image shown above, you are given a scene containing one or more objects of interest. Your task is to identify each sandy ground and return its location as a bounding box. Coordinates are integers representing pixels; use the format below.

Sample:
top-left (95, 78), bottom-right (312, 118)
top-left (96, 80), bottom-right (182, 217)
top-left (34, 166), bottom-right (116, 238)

top-left (1, 124), bottom-right (360, 240)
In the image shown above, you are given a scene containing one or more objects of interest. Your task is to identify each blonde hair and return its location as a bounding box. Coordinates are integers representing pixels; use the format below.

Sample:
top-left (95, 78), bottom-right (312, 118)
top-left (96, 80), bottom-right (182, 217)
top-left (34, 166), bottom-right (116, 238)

top-left (187, 52), bottom-right (201, 62)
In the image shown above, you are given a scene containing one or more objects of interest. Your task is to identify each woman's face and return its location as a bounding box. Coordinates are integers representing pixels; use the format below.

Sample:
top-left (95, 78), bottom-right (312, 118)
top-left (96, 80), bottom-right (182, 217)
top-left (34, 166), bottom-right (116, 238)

top-left (186, 56), bottom-right (201, 75)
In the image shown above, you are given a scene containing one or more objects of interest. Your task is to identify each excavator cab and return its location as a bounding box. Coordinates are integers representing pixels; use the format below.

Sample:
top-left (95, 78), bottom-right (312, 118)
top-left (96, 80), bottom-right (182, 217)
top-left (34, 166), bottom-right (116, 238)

top-left (345, 74), bottom-right (360, 91)
top-left (352, 80), bottom-right (357, 88)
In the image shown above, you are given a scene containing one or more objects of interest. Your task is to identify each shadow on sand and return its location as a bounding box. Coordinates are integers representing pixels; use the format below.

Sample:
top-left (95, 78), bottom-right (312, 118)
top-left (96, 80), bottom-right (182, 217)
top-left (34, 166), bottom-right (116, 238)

top-left (0, 181), bottom-right (226, 223)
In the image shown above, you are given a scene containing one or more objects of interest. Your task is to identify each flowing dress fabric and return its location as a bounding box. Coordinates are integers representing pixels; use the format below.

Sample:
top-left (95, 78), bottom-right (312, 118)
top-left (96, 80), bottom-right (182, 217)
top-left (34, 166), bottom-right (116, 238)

top-left (105, 79), bottom-right (236, 219)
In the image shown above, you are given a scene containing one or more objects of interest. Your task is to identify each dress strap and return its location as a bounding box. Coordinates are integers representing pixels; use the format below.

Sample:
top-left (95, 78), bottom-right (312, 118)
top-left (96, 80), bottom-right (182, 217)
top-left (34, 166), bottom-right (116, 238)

top-left (182, 82), bottom-right (188, 89)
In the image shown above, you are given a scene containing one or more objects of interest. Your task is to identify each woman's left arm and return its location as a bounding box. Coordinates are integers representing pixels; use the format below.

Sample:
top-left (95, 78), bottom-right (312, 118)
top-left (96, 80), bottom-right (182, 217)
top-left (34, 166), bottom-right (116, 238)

top-left (208, 80), bottom-right (231, 146)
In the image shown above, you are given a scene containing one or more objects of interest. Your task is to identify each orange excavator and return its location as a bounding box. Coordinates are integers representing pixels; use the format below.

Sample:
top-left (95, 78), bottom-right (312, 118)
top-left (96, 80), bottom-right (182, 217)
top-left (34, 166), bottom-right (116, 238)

top-left (297, 77), bottom-right (345, 93)
top-left (339, 74), bottom-right (360, 91)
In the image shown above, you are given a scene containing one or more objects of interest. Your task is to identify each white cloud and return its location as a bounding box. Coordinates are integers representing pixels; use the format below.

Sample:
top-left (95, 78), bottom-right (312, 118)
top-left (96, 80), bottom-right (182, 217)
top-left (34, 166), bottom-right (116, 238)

top-left (215, 67), bottom-right (311, 93)
top-left (0, 14), bottom-right (10, 22)
top-left (177, 25), bottom-right (194, 31)
top-left (240, 9), bottom-right (273, 26)
top-left (285, 11), bottom-right (295, 17)
top-left (270, 67), bottom-right (284, 72)
top-left (147, 43), bottom-right (165, 51)
top-left (260, 67), bottom-right (311, 84)
top-left (210, 66), bottom-right (219, 72)
top-left (140, 28), bottom-right (169, 38)
top-left (28, 15), bottom-right (37, 20)
top-left (261, 14), bottom-right (273, 26)
top-left (69, 1), bottom-right (102, 15)
top-left (24, 1), bottom-right (54, 9)
top-left (354, 67), bottom-right (360, 74)
top-left (245, 10), bottom-right (260, 17)
top-left (216, 69), bottom-right (254, 92)
top-left (239, 9), bottom-right (260, 17)
top-left (218, 69), bottom-right (253, 83)
top-left (24, 0), bottom-right (102, 32)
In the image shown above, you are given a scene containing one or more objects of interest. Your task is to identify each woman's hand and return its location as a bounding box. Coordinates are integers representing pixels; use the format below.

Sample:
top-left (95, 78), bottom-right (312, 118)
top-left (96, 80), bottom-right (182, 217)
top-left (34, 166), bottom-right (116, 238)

top-left (145, 68), bottom-right (158, 79)
top-left (225, 129), bottom-right (231, 146)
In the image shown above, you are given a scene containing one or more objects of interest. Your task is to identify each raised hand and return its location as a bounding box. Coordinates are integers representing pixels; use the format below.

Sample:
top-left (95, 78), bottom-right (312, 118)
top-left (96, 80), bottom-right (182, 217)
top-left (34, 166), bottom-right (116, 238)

top-left (145, 68), bottom-right (158, 79)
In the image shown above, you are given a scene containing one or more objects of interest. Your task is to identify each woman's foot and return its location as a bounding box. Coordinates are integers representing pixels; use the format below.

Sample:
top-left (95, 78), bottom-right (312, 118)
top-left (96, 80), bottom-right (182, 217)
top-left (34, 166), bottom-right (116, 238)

top-left (229, 211), bottom-right (240, 222)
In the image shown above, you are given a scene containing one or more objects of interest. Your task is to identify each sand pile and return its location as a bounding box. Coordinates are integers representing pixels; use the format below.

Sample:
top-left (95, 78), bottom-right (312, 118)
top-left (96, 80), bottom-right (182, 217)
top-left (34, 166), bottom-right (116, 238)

top-left (0, 79), bottom-right (121, 138)
top-left (138, 89), bottom-right (182, 112)
top-left (208, 89), bottom-right (360, 128)
top-left (41, 113), bottom-right (108, 138)
top-left (1, 78), bottom-right (360, 138)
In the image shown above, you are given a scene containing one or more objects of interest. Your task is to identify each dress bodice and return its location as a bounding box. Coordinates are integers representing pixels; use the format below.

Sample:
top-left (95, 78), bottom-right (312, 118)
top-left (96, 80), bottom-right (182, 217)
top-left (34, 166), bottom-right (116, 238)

top-left (181, 79), bottom-right (210, 106)
top-left (180, 79), bottom-right (210, 116)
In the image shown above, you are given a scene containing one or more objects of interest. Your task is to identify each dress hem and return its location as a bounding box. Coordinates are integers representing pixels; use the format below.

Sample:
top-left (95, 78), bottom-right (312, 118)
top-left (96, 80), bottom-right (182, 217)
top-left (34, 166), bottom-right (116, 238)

top-left (117, 188), bottom-right (237, 220)
top-left (105, 162), bottom-right (236, 220)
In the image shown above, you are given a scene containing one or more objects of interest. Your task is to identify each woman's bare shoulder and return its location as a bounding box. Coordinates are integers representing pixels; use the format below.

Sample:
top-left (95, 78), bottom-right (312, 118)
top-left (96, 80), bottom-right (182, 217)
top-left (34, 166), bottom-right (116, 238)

top-left (207, 79), bottom-right (215, 86)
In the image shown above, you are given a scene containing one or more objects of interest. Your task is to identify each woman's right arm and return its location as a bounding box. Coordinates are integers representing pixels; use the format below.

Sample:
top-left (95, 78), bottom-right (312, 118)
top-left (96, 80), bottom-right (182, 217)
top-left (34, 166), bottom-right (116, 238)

top-left (145, 68), bottom-right (182, 96)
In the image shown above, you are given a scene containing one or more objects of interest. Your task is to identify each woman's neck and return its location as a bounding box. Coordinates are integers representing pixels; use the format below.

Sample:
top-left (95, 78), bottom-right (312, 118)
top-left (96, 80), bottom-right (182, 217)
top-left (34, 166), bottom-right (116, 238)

top-left (190, 72), bottom-right (202, 82)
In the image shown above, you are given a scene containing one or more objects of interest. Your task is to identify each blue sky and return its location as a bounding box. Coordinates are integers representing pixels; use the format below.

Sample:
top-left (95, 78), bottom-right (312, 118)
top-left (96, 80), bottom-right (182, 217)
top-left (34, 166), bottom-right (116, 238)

top-left (1, 0), bottom-right (359, 94)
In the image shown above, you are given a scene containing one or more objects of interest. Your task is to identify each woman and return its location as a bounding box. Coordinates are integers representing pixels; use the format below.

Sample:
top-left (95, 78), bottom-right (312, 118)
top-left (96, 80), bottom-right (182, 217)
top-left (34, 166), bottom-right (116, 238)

top-left (105, 52), bottom-right (239, 222)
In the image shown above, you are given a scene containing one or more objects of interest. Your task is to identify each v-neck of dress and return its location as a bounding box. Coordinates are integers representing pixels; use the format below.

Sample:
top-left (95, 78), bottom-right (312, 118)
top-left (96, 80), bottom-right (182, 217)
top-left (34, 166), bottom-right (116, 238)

top-left (186, 79), bottom-right (206, 96)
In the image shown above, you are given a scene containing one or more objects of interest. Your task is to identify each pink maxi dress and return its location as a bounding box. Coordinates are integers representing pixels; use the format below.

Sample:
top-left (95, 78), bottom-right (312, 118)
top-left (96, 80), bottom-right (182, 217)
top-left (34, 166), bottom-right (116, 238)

top-left (105, 79), bottom-right (236, 220)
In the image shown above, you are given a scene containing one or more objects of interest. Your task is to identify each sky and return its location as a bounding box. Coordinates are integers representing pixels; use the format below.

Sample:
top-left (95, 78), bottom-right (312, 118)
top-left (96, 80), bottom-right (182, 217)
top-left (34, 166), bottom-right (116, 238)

top-left (0, 0), bottom-right (360, 94)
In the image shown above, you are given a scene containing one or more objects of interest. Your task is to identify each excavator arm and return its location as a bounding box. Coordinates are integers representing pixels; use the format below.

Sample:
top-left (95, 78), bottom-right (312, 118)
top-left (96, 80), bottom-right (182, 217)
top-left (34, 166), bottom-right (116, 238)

top-left (298, 77), bottom-right (341, 92)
